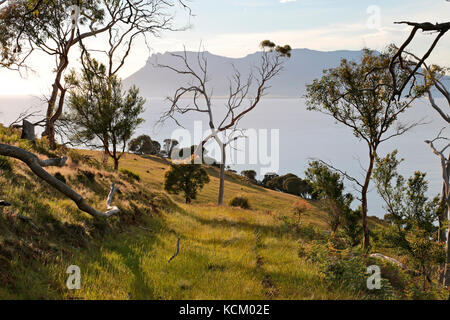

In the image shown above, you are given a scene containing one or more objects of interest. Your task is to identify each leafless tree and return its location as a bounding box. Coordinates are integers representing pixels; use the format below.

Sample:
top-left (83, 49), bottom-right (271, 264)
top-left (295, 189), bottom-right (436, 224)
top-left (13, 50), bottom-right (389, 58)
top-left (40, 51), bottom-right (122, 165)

top-left (389, 21), bottom-right (450, 100)
top-left (8, 106), bottom-right (45, 128)
top-left (158, 41), bottom-right (291, 205)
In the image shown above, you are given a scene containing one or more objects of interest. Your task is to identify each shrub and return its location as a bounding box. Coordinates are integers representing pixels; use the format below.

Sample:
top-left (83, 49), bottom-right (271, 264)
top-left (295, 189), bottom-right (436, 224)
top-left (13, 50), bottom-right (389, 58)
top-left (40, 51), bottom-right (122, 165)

top-left (68, 150), bottom-right (83, 165)
top-left (241, 170), bottom-right (257, 182)
top-left (303, 242), bottom-right (395, 299)
top-left (0, 156), bottom-right (13, 172)
top-left (164, 164), bottom-right (210, 204)
top-left (76, 170), bottom-right (96, 183)
top-left (229, 196), bottom-right (251, 209)
top-left (54, 172), bottom-right (67, 184)
top-left (120, 169), bottom-right (141, 182)
top-left (129, 135), bottom-right (159, 155)
top-left (292, 200), bottom-right (308, 216)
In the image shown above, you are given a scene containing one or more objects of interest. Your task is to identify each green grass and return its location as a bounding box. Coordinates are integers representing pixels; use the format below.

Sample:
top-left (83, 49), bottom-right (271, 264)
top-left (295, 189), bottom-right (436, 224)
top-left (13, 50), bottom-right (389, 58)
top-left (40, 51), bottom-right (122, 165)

top-left (0, 130), bottom-right (410, 300)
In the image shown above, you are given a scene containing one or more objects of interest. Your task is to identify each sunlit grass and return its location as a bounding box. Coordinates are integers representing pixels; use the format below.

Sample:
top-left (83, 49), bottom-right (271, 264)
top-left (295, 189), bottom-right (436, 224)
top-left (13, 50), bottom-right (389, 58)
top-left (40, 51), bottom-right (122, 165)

top-left (0, 143), bottom-right (384, 300)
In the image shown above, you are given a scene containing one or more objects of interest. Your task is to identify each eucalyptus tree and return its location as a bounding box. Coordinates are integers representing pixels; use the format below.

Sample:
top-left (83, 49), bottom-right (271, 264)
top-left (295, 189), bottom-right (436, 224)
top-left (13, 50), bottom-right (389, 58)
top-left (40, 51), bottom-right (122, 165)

top-left (305, 49), bottom-right (421, 250)
top-left (159, 41), bottom-right (291, 205)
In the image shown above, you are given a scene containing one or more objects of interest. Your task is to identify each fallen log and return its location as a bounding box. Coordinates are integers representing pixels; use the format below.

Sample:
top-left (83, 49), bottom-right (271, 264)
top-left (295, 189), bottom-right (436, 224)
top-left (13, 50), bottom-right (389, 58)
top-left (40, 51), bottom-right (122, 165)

top-left (370, 253), bottom-right (406, 270)
top-left (0, 143), bottom-right (120, 217)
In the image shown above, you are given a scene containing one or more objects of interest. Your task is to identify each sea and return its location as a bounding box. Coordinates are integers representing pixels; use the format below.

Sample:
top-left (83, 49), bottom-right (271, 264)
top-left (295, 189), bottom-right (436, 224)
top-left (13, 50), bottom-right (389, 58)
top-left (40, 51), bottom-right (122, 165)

top-left (1, 95), bottom-right (448, 218)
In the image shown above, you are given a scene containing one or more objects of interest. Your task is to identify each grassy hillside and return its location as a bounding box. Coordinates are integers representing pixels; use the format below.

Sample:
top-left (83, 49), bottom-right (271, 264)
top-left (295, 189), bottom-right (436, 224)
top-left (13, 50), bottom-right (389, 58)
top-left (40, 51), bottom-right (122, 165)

top-left (0, 126), bottom-right (445, 300)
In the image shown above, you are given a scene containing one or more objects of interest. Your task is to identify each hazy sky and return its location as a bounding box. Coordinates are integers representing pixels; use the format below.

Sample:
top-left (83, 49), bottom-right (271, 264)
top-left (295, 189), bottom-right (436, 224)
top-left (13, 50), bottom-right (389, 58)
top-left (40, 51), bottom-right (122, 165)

top-left (0, 0), bottom-right (449, 95)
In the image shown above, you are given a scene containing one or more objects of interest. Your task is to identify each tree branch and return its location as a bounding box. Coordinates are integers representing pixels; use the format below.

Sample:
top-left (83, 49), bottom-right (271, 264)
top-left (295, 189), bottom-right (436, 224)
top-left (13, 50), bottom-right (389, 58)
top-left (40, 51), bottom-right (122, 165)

top-left (0, 143), bottom-right (120, 218)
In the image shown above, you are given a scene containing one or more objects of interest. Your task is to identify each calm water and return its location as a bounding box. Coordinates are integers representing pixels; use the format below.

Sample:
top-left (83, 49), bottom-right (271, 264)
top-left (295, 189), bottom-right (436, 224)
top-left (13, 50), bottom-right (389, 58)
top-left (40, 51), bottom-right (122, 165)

top-left (0, 95), bottom-right (447, 217)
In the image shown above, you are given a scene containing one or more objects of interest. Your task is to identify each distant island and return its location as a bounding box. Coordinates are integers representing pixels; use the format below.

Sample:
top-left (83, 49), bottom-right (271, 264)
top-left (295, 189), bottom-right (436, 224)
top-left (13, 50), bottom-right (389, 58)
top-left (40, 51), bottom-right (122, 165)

top-left (124, 49), bottom-right (364, 98)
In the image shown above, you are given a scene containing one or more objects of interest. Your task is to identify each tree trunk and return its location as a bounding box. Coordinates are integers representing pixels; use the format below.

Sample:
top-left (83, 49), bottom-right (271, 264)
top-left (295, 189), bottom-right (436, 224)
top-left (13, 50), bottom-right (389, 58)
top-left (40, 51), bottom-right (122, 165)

top-left (102, 147), bottom-right (109, 167)
top-left (42, 56), bottom-right (69, 150)
top-left (0, 143), bottom-right (119, 217)
top-left (438, 183), bottom-right (448, 243)
top-left (47, 89), bottom-right (66, 150)
top-left (444, 201), bottom-right (450, 287)
top-left (361, 153), bottom-right (375, 251)
top-left (113, 157), bottom-right (119, 171)
top-left (218, 145), bottom-right (226, 205)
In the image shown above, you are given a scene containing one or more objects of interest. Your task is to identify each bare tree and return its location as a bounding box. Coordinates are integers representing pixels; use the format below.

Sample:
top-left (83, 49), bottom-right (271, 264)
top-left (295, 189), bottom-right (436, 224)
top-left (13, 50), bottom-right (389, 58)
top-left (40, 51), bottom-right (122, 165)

top-left (389, 21), bottom-right (450, 100)
top-left (0, 142), bottom-right (120, 217)
top-left (425, 129), bottom-right (450, 287)
top-left (158, 41), bottom-right (291, 205)
top-left (8, 106), bottom-right (45, 129)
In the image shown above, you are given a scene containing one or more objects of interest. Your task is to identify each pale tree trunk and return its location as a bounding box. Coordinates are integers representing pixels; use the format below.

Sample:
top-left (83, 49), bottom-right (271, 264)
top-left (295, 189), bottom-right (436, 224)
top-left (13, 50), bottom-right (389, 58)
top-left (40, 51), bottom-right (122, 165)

top-left (426, 138), bottom-right (450, 287)
top-left (438, 182), bottom-right (448, 243)
top-left (443, 194), bottom-right (450, 287)
top-left (218, 144), bottom-right (226, 205)
top-left (444, 203), bottom-right (450, 287)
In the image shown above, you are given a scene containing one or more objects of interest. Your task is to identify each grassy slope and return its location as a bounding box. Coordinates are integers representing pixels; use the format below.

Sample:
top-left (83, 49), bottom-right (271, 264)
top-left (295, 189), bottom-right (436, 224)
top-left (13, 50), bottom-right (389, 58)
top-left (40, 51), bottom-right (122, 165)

top-left (0, 135), bottom-right (383, 300)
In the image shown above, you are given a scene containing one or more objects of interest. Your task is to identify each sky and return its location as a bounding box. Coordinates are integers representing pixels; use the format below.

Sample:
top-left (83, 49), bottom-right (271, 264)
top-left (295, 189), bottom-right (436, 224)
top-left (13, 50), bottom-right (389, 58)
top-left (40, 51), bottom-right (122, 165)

top-left (0, 0), bottom-right (449, 95)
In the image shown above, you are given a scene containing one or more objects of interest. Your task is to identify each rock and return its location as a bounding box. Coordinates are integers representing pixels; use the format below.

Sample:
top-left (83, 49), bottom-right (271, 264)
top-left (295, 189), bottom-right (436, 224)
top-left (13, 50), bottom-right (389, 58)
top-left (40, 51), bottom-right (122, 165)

top-left (21, 120), bottom-right (35, 141)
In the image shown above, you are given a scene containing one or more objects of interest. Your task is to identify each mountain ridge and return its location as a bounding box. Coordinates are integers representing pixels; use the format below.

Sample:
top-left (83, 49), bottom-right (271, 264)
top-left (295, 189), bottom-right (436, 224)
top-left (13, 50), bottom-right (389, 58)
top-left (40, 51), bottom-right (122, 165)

top-left (124, 48), bottom-right (365, 98)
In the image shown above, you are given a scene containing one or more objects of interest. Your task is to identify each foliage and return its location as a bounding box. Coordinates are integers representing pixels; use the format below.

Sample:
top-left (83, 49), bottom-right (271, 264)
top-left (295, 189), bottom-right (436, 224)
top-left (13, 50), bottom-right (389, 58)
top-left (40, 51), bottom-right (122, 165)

top-left (162, 139), bottom-right (179, 158)
top-left (0, 155), bottom-right (13, 172)
top-left (373, 150), bottom-right (445, 288)
top-left (306, 161), bottom-right (358, 236)
top-left (120, 169), bottom-right (141, 182)
top-left (262, 173), bottom-right (279, 186)
top-left (305, 48), bottom-right (421, 249)
top-left (304, 242), bottom-right (394, 299)
top-left (164, 164), bottom-right (210, 204)
top-left (129, 135), bottom-right (159, 155)
top-left (241, 170), bottom-right (257, 182)
top-left (283, 177), bottom-right (303, 195)
top-left (229, 195), bottom-right (251, 210)
top-left (54, 172), bottom-right (66, 184)
top-left (341, 206), bottom-right (363, 247)
top-left (263, 172), bottom-right (315, 198)
top-left (64, 58), bottom-right (145, 170)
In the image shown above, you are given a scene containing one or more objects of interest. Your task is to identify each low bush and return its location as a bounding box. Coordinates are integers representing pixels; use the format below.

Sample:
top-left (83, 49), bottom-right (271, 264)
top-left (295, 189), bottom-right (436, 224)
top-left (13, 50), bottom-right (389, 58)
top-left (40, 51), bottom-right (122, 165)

top-left (120, 169), bottom-right (141, 182)
top-left (229, 195), bottom-right (251, 209)
top-left (54, 172), bottom-right (67, 184)
top-left (0, 156), bottom-right (13, 172)
top-left (303, 242), bottom-right (395, 299)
